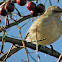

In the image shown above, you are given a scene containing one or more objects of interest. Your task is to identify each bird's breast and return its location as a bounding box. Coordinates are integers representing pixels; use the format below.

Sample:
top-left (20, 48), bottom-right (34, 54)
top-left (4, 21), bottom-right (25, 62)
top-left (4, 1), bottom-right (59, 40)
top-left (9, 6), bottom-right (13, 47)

top-left (37, 19), bottom-right (61, 45)
top-left (26, 16), bottom-right (62, 46)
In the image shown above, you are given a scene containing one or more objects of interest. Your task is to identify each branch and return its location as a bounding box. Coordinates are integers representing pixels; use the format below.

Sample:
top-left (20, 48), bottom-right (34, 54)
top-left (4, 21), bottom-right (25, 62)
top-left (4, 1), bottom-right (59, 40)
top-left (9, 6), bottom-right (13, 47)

top-left (57, 0), bottom-right (59, 3)
top-left (0, 36), bottom-right (61, 61)
top-left (0, 15), bottom-right (32, 32)
top-left (0, 46), bottom-right (22, 61)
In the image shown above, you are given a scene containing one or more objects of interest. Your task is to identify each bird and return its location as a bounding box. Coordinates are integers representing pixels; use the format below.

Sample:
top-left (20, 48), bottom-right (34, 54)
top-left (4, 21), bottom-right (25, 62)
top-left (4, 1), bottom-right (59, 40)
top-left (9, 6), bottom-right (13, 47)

top-left (24, 6), bottom-right (62, 46)
top-left (0, 6), bottom-right (62, 60)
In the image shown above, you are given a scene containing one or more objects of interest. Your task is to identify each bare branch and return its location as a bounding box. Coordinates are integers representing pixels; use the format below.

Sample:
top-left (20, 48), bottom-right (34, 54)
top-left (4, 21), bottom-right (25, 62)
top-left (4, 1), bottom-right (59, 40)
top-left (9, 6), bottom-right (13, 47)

top-left (57, 0), bottom-right (59, 3)
top-left (48, 0), bottom-right (52, 6)
top-left (44, 0), bottom-right (47, 5)
top-left (0, 15), bottom-right (32, 33)
top-left (36, 27), bottom-right (40, 62)
top-left (0, 36), bottom-right (61, 61)
top-left (17, 25), bottom-right (29, 62)
top-left (3, 44), bottom-right (13, 61)
top-left (0, 45), bottom-right (22, 61)
top-left (57, 54), bottom-right (62, 62)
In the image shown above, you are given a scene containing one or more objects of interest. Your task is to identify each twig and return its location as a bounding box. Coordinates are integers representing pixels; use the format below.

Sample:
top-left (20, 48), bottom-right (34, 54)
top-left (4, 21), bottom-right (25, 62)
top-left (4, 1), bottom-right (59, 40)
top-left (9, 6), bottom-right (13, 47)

top-left (7, 17), bottom-right (30, 38)
top-left (36, 27), bottom-right (40, 62)
top-left (20, 19), bottom-right (30, 28)
top-left (3, 44), bottom-right (13, 61)
top-left (27, 49), bottom-right (37, 62)
top-left (0, 15), bottom-right (32, 33)
top-left (5, 16), bottom-right (7, 26)
top-left (48, 0), bottom-right (52, 6)
top-left (57, 0), bottom-right (59, 3)
top-left (14, 13), bottom-right (29, 62)
top-left (1, 28), bottom-right (6, 54)
top-left (28, 53), bottom-right (37, 62)
top-left (0, 1), bottom-right (8, 7)
top-left (15, 7), bottom-right (21, 17)
top-left (21, 59), bottom-right (27, 62)
top-left (27, 51), bottom-right (35, 53)
top-left (35, 0), bottom-right (38, 3)
top-left (57, 54), bottom-right (62, 62)
top-left (44, 0), bottom-right (47, 5)
top-left (17, 25), bottom-right (29, 62)
top-left (7, 34), bottom-right (20, 38)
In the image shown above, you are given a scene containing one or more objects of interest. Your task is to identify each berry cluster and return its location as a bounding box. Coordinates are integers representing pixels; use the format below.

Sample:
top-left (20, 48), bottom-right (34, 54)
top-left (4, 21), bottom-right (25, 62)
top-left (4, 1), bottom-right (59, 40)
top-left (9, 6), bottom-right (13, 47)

top-left (0, 0), bottom-right (26, 16)
top-left (16, 0), bottom-right (45, 17)
top-left (0, 0), bottom-right (45, 17)
top-left (0, 2), bottom-right (15, 16)
top-left (27, 1), bottom-right (45, 17)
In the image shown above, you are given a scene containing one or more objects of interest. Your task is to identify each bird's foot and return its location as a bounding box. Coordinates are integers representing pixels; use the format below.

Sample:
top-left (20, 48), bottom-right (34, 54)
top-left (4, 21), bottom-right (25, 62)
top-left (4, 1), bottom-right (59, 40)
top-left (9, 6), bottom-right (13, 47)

top-left (50, 45), bottom-right (54, 53)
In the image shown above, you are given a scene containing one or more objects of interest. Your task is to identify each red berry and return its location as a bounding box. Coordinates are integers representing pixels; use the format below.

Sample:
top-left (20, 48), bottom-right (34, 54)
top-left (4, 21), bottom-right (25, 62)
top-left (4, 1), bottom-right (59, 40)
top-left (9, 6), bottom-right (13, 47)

top-left (0, 6), bottom-right (7, 16)
top-left (5, 2), bottom-right (15, 12)
top-left (36, 4), bottom-right (45, 13)
top-left (30, 10), bottom-right (38, 17)
top-left (27, 1), bottom-right (36, 11)
top-left (16, 0), bottom-right (26, 6)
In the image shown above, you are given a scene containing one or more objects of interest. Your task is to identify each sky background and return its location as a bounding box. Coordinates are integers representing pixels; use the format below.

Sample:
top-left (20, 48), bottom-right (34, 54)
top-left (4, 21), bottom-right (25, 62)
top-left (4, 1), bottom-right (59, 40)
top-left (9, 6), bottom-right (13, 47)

top-left (0, 0), bottom-right (62, 62)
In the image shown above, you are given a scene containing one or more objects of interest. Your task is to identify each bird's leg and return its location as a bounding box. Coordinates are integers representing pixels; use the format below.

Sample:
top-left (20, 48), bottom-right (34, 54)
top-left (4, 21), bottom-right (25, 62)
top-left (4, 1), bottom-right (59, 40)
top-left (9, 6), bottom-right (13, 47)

top-left (50, 45), bottom-right (54, 53)
top-left (44, 45), bottom-right (54, 53)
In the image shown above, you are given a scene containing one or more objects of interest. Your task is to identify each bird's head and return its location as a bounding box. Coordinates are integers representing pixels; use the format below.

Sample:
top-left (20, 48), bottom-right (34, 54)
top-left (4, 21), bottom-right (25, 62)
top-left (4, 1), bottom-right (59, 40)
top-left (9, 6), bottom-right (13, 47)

top-left (44, 6), bottom-right (62, 16)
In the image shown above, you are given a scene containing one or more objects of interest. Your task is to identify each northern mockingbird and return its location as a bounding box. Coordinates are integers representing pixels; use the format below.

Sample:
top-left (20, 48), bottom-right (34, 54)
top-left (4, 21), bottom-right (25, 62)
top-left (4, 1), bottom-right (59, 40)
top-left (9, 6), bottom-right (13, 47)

top-left (24, 6), bottom-right (62, 46)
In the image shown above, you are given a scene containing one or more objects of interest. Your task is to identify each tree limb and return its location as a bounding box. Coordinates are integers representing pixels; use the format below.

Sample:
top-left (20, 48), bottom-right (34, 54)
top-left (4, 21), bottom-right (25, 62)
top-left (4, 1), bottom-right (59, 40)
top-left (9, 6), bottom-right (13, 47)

top-left (0, 36), bottom-right (61, 61)
top-left (0, 15), bottom-right (32, 32)
top-left (0, 46), bottom-right (22, 61)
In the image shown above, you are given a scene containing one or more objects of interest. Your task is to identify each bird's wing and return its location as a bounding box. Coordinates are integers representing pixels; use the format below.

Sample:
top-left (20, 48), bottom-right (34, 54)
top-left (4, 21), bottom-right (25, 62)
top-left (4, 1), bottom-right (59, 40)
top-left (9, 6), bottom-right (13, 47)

top-left (24, 14), bottom-right (47, 40)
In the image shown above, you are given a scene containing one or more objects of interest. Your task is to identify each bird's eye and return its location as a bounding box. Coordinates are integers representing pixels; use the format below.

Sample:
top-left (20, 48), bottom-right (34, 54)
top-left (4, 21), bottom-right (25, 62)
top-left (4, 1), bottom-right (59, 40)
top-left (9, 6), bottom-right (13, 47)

top-left (52, 10), bottom-right (58, 13)
top-left (52, 10), bottom-right (62, 13)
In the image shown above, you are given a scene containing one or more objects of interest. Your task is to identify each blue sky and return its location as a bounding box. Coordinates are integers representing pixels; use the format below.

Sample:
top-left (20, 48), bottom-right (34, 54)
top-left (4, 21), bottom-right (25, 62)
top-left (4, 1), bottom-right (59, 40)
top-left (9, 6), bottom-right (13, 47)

top-left (0, 0), bottom-right (62, 62)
